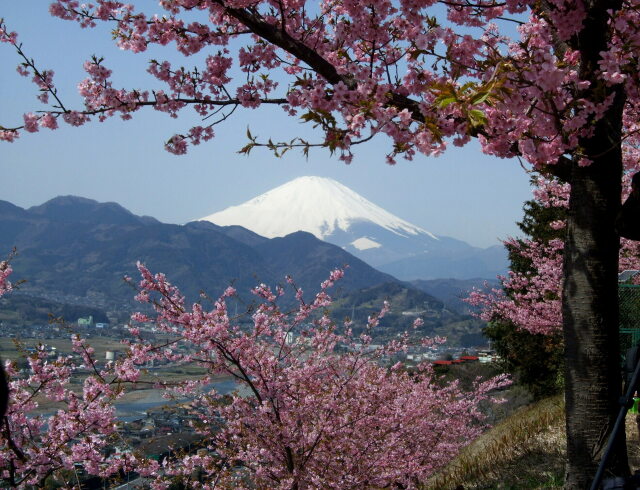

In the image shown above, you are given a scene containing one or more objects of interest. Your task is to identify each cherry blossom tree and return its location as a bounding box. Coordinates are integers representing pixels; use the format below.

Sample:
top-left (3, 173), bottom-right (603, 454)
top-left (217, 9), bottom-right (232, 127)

top-left (470, 173), bottom-right (640, 337)
top-left (0, 259), bottom-right (507, 488)
top-left (2, 0), bottom-right (640, 485)
top-left (0, 259), bottom-right (13, 419)
top-left (125, 264), bottom-right (507, 488)
top-left (0, 339), bottom-right (158, 488)
top-left (470, 170), bottom-right (640, 403)
top-left (468, 177), bottom-right (568, 338)
top-left (467, 179), bottom-right (567, 402)
top-left (0, 259), bottom-right (159, 488)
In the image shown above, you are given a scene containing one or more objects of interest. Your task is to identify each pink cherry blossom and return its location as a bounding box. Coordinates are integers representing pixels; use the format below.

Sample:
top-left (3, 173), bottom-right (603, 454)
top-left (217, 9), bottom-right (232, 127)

top-left (125, 263), bottom-right (509, 487)
top-left (4, 1), bottom-right (640, 484)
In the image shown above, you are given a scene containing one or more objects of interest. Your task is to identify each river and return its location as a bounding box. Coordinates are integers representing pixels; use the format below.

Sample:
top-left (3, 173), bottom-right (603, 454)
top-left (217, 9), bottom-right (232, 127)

top-left (115, 378), bottom-right (242, 422)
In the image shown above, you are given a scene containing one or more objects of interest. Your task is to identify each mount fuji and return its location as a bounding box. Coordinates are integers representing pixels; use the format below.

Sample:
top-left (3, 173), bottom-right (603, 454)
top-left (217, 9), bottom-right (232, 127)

top-left (201, 176), bottom-right (507, 280)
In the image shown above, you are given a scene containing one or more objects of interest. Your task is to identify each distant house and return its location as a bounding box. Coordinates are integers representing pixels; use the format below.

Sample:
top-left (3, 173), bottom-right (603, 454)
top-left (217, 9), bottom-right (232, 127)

top-left (77, 315), bottom-right (94, 327)
top-left (432, 360), bottom-right (453, 366)
top-left (105, 350), bottom-right (120, 361)
top-left (285, 331), bottom-right (294, 344)
top-left (477, 351), bottom-right (500, 363)
top-left (401, 310), bottom-right (427, 317)
top-left (95, 322), bottom-right (108, 329)
top-left (433, 355), bottom-right (482, 367)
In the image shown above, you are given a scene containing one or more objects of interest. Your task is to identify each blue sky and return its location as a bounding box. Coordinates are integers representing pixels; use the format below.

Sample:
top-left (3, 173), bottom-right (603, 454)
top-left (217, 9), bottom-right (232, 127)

top-left (0, 3), bottom-right (532, 248)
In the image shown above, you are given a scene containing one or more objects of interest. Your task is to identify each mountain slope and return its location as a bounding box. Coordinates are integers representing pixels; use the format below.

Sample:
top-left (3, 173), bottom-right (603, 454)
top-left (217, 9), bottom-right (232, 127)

top-left (257, 231), bottom-right (396, 299)
top-left (0, 210), bottom-right (275, 309)
top-left (0, 196), bottom-right (487, 344)
top-left (378, 243), bottom-right (509, 281)
top-left (0, 197), bottom-right (397, 310)
top-left (28, 195), bottom-right (146, 225)
top-left (410, 277), bottom-right (501, 314)
top-left (329, 282), bottom-right (486, 345)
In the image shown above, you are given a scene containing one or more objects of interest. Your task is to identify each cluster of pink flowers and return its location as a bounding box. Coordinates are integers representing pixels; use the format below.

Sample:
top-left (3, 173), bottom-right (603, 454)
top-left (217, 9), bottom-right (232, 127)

top-left (0, 260), bottom-right (12, 297)
top-left (0, 1), bottom-right (634, 165)
top-left (0, 259), bottom-right (160, 487)
top-left (124, 263), bottom-right (509, 488)
top-left (0, 259), bottom-right (509, 488)
top-left (469, 157), bottom-right (640, 336)
top-left (468, 237), bottom-right (564, 335)
top-left (0, 334), bottom-right (157, 487)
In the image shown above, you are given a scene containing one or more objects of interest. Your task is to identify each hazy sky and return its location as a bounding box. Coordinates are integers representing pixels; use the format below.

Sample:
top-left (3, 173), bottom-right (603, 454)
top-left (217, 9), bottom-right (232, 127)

top-left (0, 4), bottom-right (533, 248)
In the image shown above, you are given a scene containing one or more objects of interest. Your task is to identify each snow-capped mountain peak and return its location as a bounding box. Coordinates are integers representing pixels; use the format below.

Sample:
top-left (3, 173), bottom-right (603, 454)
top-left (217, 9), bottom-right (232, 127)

top-left (201, 176), bottom-right (437, 241)
top-left (199, 176), bottom-right (508, 279)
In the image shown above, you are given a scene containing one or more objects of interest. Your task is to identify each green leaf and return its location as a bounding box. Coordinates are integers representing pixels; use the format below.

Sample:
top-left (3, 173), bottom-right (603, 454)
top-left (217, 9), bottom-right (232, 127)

top-left (300, 111), bottom-right (319, 123)
top-left (470, 91), bottom-right (491, 105)
top-left (409, 48), bottom-right (428, 61)
top-left (435, 96), bottom-right (457, 108)
top-left (460, 81), bottom-right (477, 92)
top-left (468, 109), bottom-right (488, 128)
top-left (238, 143), bottom-right (255, 155)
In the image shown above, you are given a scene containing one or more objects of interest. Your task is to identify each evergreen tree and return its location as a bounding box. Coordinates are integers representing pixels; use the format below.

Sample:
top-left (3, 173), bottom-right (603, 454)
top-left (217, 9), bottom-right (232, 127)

top-left (483, 185), bottom-right (566, 399)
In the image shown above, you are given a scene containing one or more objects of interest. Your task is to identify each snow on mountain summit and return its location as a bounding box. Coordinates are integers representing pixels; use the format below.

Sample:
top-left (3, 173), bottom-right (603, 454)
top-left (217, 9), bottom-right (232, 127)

top-left (200, 176), bottom-right (507, 279)
top-left (201, 176), bottom-right (436, 240)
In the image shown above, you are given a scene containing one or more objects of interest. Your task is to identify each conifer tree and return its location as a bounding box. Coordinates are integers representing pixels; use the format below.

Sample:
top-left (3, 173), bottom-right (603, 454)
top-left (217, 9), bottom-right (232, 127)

top-left (483, 183), bottom-right (566, 399)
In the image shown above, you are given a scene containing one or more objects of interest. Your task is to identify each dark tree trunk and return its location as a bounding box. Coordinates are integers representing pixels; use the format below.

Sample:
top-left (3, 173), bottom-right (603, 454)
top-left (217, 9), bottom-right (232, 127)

top-left (562, 88), bottom-right (626, 488)
top-left (0, 361), bottom-right (7, 418)
top-left (558, 1), bottom-right (628, 485)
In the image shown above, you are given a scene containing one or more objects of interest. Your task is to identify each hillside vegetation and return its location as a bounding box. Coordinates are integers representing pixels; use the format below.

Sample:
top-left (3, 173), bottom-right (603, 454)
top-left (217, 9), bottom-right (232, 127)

top-left (427, 396), bottom-right (640, 489)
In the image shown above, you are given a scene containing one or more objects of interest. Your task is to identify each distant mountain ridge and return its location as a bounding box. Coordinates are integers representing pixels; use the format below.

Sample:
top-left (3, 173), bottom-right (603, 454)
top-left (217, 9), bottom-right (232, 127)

top-left (410, 278), bottom-right (501, 315)
top-left (28, 195), bottom-right (147, 224)
top-left (0, 196), bottom-right (395, 309)
top-left (330, 282), bottom-right (486, 346)
top-left (201, 176), bottom-right (508, 279)
top-left (0, 196), bottom-right (487, 344)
